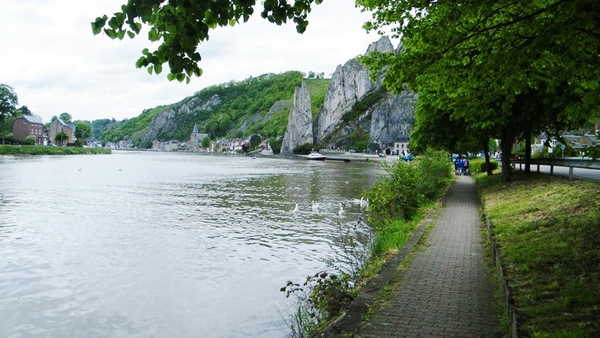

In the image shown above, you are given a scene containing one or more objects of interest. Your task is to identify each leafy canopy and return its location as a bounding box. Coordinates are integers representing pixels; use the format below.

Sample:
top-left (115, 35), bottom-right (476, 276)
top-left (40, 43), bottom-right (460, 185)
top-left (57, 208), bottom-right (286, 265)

top-left (0, 84), bottom-right (18, 120)
top-left (92, 0), bottom-right (322, 83)
top-left (358, 0), bottom-right (600, 180)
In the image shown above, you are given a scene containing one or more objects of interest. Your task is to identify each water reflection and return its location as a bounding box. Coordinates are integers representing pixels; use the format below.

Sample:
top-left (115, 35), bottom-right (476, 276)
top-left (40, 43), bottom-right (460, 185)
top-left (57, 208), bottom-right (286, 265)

top-left (0, 152), bottom-right (385, 337)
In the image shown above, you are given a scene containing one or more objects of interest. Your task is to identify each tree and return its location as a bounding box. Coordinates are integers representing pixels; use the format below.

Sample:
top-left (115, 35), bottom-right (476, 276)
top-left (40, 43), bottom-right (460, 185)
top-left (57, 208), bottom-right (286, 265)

top-left (74, 121), bottom-right (92, 147)
top-left (358, 0), bottom-right (600, 181)
top-left (16, 106), bottom-right (32, 116)
top-left (201, 135), bottom-right (210, 148)
top-left (92, 0), bottom-right (320, 83)
top-left (55, 131), bottom-right (68, 146)
top-left (0, 84), bottom-right (18, 145)
top-left (59, 112), bottom-right (72, 124)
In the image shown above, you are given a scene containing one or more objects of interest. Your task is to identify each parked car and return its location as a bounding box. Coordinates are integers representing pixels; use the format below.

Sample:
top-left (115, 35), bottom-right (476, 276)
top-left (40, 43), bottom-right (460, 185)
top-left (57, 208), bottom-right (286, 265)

top-left (378, 153), bottom-right (386, 158)
top-left (403, 154), bottom-right (414, 161)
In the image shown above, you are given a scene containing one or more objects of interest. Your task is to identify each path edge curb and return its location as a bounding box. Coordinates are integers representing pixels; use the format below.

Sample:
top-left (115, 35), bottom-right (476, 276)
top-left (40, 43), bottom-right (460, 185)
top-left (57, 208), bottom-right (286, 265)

top-left (316, 181), bottom-right (455, 337)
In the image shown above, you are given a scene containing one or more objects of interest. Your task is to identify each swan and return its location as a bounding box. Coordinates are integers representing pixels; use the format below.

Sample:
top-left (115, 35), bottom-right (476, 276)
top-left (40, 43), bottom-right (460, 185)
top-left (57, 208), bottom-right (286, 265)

top-left (292, 203), bottom-right (299, 213)
top-left (360, 197), bottom-right (369, 209)
top-left (338, 204), bottom-right (345, 217)
top-left (311, 201), bottom-right (319, 212)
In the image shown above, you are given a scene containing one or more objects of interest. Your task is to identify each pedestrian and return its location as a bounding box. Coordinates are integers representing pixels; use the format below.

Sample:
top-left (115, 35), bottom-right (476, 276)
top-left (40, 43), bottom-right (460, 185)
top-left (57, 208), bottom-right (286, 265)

top-left (463, 158), bottom-right (469, 175)
top-left (456, 157), bottom-right (464, 175)
top-left (454, 156), bottom-right (460, 175)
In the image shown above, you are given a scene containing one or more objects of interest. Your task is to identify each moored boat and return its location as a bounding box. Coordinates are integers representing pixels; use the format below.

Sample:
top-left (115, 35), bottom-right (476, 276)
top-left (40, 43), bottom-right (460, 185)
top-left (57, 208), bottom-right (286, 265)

top-left (306, 151), bottom-right (326, 160)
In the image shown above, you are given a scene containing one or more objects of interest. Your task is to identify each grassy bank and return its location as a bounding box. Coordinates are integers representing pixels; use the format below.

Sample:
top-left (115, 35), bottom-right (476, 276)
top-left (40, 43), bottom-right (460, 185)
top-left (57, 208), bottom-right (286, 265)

top-left (0, 145), bottom-right (111, 155)
top-left (477, 172), bottom-right (600, 337)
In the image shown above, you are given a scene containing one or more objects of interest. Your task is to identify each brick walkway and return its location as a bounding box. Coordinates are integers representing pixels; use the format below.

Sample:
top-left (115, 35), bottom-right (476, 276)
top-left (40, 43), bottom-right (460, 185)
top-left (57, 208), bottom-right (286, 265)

top-left (355, 175), bottom-right (499, 337)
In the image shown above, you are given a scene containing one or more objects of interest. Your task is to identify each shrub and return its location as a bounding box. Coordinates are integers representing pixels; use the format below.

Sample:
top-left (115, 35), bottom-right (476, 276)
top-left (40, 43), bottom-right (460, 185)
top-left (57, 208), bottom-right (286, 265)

top-left (367, 161), bottom-right (421, 225)
top-left (415, 149), bottom-right (454, 200)
top-left (293, 143), bottom-right (316, 155)
top-left (470, 158), bottom-right (498, 174)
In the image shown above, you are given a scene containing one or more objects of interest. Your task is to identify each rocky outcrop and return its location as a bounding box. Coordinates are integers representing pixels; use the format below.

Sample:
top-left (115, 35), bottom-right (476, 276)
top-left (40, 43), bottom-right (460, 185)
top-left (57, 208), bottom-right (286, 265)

top-left (139, 94), bottom-right (221, 146)
top-left (369, 90), bottom-right (416, 147)
top-left (314, 36), bottom-right (395, 143)
top-left (280, 82), bottom-right (313, 154)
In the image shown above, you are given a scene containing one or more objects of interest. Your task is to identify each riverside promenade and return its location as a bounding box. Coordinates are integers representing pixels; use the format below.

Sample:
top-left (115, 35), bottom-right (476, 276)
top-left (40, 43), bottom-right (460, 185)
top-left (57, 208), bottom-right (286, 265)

top-left (322, 175), bottom-right (501, 337)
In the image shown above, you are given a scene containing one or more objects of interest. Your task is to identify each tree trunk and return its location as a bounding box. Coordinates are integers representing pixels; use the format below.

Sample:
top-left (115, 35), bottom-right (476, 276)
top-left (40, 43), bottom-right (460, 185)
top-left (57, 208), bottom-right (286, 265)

top-left (500, 128), bottom-right (513, 182)
top-left (524, 130), bottom-right (531, 173)
top-left (482, 138), bottom-right (493, 175)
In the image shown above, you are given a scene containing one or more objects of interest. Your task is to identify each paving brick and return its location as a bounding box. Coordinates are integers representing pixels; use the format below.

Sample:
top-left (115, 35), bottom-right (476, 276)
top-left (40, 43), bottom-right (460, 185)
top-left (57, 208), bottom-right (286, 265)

top-left (355, 176), bottom-right (500, 337)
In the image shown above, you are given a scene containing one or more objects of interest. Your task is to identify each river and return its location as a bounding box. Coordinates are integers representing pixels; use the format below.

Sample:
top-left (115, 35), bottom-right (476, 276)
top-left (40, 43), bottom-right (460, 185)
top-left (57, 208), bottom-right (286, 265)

top-left (0, 151), bottom-right (385, 337)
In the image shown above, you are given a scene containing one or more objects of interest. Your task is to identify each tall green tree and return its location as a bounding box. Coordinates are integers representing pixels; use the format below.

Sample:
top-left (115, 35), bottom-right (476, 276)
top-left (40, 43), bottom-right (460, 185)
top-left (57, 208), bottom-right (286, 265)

top-left (201, 135), bottom-right (210, 148)
top-left (92, 0), bottom-right (320, 83)
top-left (0, 84), bottom-right (18, 145)
top-left (358, 0), bottom-right (600, 181)
top-left (55, 131), bottom-right (68, 146)
top-left (59, 112), bottom-right (73, 124)
top-left (74, 121), bottom-right (92, 147)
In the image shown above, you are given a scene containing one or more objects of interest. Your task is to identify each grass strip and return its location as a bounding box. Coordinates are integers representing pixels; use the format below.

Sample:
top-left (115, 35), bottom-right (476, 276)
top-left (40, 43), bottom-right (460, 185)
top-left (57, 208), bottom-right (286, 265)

top-left (477, 172), bottom-right (600, 337)
top-left (0, 145), bottom-right (111, 155)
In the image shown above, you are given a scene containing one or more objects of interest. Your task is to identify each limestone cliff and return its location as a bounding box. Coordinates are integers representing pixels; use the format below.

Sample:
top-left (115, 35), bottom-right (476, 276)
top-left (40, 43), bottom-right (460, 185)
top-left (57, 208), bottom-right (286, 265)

top-left (314, 36), bottom-right (395, 143)
top-left (280, 82), bottom-right (313, 154)
top-left (369, 90), bottom-right (416, 147)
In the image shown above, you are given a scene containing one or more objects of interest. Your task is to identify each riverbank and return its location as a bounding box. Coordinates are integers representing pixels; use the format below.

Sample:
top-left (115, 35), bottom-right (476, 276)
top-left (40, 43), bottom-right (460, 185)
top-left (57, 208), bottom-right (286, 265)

top-left (477, 172), bottom-right (600, 336)
top-left (0, 145), bottom-right (111, 155)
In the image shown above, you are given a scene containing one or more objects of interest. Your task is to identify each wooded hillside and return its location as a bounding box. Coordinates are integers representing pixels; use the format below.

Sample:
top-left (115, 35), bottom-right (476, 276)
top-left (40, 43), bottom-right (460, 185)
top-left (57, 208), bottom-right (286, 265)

top-left (96, 71), bottom-right (331, 148)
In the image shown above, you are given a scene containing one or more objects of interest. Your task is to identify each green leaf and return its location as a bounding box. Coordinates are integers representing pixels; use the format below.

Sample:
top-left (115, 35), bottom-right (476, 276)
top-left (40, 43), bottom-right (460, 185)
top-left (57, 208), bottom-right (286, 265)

top-left (104, 28), bottom-right (117, 39)
top-left (167, 73), bottom-right (176, 81)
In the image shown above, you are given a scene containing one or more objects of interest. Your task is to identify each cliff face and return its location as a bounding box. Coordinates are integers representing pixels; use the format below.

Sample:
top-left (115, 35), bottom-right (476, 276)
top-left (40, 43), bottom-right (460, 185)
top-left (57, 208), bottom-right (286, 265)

top-left (280, 82), bottom-right (313, 154)
top-left (139, 94), bottom-right (221, 146)
top-left (281, 36), bottom-right (415, 152)
top-left (369, 90), bottom-right (416, 146)
top-left (314, 36), bottom-right (395, 144)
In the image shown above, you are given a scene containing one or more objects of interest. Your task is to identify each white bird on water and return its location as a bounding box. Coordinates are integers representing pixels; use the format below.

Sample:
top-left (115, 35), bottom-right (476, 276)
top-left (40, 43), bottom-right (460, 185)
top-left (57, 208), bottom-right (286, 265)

top-left (338, 203), bottom-right (346, 217)
top-left (292, 203), bottom-right (299, 213)
top-left (360, 197), bottom-right (369, 209)
top-left (311, 201), bottom-right (320, 212)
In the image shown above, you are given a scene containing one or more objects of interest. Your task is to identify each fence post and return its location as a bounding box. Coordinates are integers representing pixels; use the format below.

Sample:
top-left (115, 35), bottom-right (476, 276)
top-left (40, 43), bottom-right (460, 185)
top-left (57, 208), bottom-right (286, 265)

top-left (569, 167), bottom-right (574, 180)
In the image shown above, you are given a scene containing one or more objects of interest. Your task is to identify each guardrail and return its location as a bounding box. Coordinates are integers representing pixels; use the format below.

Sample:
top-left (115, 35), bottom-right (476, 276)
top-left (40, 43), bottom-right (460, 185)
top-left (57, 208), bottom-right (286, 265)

top-left (511, 158), bottom-right (600, 180)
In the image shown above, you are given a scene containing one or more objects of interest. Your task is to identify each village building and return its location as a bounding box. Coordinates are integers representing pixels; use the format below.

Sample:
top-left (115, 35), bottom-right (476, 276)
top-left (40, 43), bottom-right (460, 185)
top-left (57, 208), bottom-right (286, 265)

top-left (48, 118), bottom-right (76, 146)
top-left (188, 123), bottom-right (209, 152)
top-left (393, 135), bottom-right (410, 156)
top-left (12, 115), bottom-right (46, 145)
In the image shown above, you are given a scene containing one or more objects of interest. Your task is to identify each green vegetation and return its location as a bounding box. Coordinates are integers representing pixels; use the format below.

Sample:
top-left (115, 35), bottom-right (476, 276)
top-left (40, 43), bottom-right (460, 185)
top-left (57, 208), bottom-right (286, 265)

top-left (341, 86), bottom-right (386, 123)
top-left (367, 150), bottom-right (453, 253)
top-left (93, 0), bottom-right (322, 82)
top-left (0, 83), bottom-right (19, 145)
top-left (100, 72), bottom-right (330, 148)
top-left (360, 0), bottom-right (600, 181)
top-left (305, 78), bottom-right (331, 117)
top-left (101, 105), bottom-right (169, 147)
top-left (282, 150), bottom-right (454, 337)
top-left (477, 173), bottom-right (600, 336)
top-left (0, 145), bottom-right (111, 155)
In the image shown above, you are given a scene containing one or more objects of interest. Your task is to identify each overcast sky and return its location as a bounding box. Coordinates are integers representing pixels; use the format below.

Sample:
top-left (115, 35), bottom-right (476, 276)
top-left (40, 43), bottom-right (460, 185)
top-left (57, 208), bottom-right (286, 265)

top-left (1, 0), bottom-right (397, 123)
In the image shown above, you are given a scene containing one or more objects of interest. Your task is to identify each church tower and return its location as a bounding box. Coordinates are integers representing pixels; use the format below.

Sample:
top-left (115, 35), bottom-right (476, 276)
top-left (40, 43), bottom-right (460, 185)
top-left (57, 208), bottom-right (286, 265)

top-left (190, 123), bottom-right (200, 151)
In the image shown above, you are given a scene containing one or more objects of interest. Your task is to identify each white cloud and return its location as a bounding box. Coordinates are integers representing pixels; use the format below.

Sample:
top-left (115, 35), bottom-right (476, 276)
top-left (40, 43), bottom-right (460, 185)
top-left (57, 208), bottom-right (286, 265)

top-left (0, 0), bottom-right (397, 123)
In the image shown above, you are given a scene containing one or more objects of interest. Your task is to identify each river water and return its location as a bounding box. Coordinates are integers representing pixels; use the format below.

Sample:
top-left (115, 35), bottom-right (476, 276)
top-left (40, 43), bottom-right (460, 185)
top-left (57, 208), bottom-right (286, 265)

top-left (0, 151), bottom-right (384, 337)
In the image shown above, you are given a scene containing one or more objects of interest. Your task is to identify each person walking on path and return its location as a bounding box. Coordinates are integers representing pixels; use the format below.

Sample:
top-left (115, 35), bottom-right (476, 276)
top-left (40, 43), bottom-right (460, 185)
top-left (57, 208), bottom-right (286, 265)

top-left (355, 175), bottom-right (500, 337)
